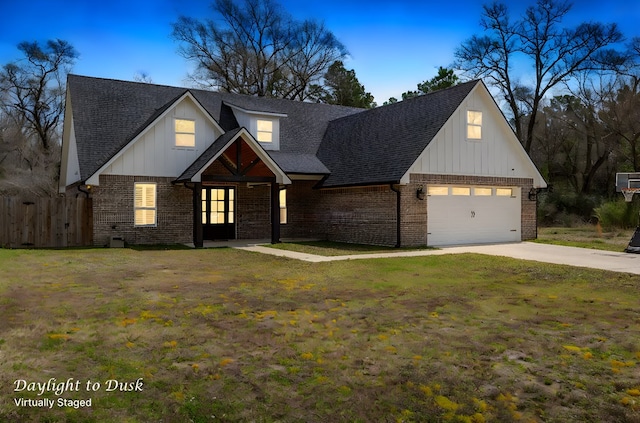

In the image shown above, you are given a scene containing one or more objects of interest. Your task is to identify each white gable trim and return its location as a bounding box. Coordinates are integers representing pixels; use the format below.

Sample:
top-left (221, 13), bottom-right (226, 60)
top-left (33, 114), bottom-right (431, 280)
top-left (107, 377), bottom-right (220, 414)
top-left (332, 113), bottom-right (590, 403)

top-left (223, 102), bottom-right (288, 118)
top-left (85, 91), bottom-right (225, 186)
top-left (59, 91), bottom-right (81, 192)
top-left (400, 81), bottom-right (546, 188)
top-left (190, 128), bottom-right (291, 185)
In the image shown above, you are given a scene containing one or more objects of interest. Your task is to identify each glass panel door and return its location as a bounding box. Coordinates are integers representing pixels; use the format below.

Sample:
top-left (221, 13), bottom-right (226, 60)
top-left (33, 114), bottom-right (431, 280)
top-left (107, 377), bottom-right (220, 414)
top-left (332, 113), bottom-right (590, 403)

top-left (202, 187), bottom-right (236, 240)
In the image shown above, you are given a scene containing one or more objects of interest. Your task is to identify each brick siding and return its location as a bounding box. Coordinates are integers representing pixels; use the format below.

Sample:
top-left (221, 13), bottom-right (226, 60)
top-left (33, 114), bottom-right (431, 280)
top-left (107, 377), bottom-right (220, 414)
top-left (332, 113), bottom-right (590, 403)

top-left (283, 182), bottom-right (398, 246)
top-left (91, 175), bottom-right (192, 246)
top-left (87, 173), bottom-right (537, 247)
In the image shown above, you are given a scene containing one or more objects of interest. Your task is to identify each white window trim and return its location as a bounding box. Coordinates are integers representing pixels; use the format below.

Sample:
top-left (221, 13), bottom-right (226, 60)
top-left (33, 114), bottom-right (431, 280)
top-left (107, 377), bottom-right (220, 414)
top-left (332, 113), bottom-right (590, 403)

top-left (257, 119), bottom-right (273, 143)
top-left (134, 182), bottom-right (157, 227)
top-left (467, 110), bottom-right (482, 141)
top-left (279, 189), bottom-right (287, 224)
top-left (175, 118), bottom-right (196, 148)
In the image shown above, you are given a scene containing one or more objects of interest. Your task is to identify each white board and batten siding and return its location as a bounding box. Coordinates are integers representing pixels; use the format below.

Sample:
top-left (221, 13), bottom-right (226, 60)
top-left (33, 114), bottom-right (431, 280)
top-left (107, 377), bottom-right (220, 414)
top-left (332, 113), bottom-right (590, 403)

top-left (95, 96), bottom-right (222, 182)
top-left (403, 83), bottom-right (545, 246)
top-left (405, 84), bottom-right (544, 184)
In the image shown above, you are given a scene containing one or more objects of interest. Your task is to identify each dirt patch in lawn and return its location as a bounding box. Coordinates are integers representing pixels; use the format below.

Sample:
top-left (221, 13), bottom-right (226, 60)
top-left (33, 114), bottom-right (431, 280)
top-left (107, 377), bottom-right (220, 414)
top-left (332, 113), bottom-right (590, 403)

top-left (1, 249), bottom-right (639, 422)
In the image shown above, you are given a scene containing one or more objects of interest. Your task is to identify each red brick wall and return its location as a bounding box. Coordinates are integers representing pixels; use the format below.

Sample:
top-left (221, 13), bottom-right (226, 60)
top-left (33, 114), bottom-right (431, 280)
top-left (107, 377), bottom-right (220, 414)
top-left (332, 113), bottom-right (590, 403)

top-left (282, 175), bottom-right (537, 247)
top-left (88, 173), bottom-right (537, 247)
top-left (236, 184), bottom-right (271, 239)
top-left (92, 175), bottom-right (192, 246)
top-left (283, 182), bottom-right (398, 246)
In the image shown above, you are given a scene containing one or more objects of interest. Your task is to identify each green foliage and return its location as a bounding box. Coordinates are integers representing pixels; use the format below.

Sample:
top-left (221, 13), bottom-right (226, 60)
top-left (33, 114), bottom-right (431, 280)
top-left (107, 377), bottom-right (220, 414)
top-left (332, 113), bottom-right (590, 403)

top-left (386, 66), bottom-right (459, 104)
top-left (593, 199), bottom-right (640, 230)
top-left (313, 61), bottom-right (375, 108)
top-left (538, 190), bottom-right (599, 225)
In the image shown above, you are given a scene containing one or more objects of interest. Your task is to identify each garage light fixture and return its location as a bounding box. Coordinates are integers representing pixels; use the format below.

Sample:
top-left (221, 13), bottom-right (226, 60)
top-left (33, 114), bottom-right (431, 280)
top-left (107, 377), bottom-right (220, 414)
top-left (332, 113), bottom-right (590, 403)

top-left (416, 186), bottom-right (426, 200)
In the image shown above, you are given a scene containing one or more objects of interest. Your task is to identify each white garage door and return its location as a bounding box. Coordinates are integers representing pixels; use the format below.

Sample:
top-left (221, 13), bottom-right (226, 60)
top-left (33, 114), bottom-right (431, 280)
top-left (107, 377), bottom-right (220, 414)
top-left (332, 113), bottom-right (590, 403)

top-left (427, 185), bottom-right (521, 246)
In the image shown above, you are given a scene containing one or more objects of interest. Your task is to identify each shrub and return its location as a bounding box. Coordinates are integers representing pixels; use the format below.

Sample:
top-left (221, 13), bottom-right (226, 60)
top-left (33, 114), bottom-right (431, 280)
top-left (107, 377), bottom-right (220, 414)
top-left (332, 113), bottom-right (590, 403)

top-left (538, 190), bottom-right (599, 225)
top-left (593, 199), bottom-right (640, 230)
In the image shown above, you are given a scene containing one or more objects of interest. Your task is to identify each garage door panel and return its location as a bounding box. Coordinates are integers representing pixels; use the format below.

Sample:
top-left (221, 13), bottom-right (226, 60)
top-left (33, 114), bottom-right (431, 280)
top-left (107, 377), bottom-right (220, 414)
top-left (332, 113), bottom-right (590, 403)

top-left (427, 186), bottom-right (520, 246)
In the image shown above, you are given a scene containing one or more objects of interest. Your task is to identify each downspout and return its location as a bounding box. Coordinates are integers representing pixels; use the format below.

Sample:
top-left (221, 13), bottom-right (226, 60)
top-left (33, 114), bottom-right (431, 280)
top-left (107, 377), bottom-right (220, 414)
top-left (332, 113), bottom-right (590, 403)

top-left (390, 184), bottom-right (401, 248)
top-left (77, 184), bottom-right (90, 198)
top-left (184, 182), bottom-right (203, 248)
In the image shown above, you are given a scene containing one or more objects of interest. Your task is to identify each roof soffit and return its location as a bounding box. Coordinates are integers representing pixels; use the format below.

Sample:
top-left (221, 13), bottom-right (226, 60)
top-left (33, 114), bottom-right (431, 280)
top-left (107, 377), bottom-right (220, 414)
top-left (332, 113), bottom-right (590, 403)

top-left (179, 128), bottom-right (291, 185)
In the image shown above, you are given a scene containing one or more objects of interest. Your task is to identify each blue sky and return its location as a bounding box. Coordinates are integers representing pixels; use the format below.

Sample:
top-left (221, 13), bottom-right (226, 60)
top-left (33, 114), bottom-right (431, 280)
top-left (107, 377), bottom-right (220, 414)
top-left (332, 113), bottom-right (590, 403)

top-left (1, 0), bottom-right (638, 102)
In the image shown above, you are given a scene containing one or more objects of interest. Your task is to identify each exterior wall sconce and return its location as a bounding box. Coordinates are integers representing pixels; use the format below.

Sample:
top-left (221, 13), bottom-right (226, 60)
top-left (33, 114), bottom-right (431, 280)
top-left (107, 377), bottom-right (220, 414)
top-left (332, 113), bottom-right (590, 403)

top-left (416, 185), bottom-right (426, 200)
top-left (528, 188), bottom-right (537, 201)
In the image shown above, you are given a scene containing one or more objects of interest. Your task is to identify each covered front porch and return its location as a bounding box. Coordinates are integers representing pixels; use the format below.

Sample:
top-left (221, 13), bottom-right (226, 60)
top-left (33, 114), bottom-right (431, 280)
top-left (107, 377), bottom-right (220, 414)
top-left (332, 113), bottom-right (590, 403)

top-left (174, 128), bottom-right (291, 248)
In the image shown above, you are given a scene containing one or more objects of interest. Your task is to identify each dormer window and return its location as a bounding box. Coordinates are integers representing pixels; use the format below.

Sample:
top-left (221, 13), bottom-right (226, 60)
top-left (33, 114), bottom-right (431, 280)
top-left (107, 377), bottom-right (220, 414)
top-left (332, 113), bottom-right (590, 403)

top-left (257, 119), bottom-right (273, 143)
top-left (467, 111), bottom-right (482, 140)
top-left (175, 118), bottom-right (195, 147)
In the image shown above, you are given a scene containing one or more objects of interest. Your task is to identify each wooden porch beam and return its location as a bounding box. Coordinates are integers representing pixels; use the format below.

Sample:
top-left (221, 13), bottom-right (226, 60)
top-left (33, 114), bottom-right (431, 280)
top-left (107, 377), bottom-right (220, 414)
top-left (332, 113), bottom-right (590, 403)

top-left (193, 182), bottom-right (203, 248)
top-left (240, 157), bottom-right (262, 176)
top-left (202, 175), bottom-right (275, 183)
top-left (270, 182), bottom-right (281, 244)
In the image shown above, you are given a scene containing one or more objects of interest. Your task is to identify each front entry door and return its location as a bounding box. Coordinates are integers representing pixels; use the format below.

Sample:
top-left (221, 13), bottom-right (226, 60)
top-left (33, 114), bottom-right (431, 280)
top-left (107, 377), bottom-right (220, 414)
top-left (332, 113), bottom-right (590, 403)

top-left (202, 187), bottom-right (235, 240)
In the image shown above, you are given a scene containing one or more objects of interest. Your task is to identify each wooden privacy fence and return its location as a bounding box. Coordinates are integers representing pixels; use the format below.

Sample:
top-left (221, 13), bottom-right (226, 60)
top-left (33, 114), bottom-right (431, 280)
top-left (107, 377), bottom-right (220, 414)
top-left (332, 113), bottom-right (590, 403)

top-left (0, 197), bottom-right (93, 248)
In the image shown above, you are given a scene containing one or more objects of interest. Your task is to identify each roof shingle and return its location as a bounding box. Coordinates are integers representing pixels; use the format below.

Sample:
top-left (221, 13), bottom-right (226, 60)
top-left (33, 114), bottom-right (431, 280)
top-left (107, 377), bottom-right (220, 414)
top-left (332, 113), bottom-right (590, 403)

top-left (317, 80), bottom-right (479, 187)
top-left (66, 75), bottom-right (479, 188)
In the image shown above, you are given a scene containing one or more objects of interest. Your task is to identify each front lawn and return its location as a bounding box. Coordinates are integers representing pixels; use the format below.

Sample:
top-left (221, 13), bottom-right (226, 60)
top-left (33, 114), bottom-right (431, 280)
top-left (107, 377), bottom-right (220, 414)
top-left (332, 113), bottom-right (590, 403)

top-left (267, 240), bottom-right (434, 256)
top-left (536, 225), bottom-right (632, 252)
top-left (1, 248), bottom-right (639, 422)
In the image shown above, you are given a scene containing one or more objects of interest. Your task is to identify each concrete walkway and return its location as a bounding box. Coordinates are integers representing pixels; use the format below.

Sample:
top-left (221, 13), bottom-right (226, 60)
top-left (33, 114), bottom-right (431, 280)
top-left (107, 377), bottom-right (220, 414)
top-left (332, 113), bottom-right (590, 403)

top-left (235, 242), bottom-right (640, 275)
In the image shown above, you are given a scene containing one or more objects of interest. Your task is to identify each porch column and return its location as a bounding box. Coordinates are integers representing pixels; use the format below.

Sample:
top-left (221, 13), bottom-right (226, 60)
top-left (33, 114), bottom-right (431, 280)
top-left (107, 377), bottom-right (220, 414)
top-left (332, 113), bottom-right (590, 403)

top-left (193, 182), bottom-right (203, 248)
top-left (271, 181), bottom-right (281, 244)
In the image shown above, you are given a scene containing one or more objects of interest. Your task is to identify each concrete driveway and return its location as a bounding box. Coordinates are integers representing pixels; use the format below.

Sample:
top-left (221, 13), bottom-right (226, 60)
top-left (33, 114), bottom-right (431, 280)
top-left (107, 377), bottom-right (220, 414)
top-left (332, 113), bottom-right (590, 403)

top-left (237, 242), bottom-right (640, 275)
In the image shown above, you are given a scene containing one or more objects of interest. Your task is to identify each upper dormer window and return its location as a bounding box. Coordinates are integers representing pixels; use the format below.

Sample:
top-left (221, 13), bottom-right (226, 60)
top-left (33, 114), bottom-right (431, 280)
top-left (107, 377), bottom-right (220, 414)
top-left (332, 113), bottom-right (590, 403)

top-left (257, 119), bottom-right (273, 143)
top-left (175, 118), bottom-right (195, 147)
top-left (467, 111), bottom-right (482, 140)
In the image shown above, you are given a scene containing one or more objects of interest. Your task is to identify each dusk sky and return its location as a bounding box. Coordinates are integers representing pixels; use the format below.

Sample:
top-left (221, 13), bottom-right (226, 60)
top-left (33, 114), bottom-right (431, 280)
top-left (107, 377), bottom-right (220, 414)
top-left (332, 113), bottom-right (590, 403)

top-left (1, 0), bottom-right (638, 102)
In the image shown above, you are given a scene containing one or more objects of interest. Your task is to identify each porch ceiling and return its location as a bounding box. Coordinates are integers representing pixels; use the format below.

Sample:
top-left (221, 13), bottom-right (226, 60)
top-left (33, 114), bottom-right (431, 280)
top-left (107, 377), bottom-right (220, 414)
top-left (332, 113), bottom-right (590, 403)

top-left (175, 128), bottom-right (291, 184)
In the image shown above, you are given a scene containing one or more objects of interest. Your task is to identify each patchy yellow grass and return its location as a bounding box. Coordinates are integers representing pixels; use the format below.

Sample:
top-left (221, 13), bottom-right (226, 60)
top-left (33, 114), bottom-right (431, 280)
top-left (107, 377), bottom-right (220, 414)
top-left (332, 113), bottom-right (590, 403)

top-left (0, 247), bottom-right (639, 422)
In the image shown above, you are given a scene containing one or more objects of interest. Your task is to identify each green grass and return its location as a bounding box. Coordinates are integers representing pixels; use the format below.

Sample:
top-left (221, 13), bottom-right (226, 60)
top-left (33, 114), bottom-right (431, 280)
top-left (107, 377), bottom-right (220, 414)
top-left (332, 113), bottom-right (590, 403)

top-left (267, 240), bottom-right (434, 256)
top-left (536, 225), bottom-right (632, 252)
top-left (1, 247), bottom-right (639, 422)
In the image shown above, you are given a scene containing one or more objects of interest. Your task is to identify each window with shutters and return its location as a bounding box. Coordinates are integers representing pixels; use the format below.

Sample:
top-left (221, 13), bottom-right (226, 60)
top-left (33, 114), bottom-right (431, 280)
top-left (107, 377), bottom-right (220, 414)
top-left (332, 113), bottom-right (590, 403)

top-left (134, 183), bottom-right (157, 226)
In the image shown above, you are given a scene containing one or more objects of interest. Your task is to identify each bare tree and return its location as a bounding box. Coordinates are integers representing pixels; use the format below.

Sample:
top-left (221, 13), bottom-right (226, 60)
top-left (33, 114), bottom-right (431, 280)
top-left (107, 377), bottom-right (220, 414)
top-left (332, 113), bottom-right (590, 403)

top-left (0, 39), bottom-right (77, 152)
top-left (171, 0), bottom-right (347, 99)
top-left (454, 0), bottom-right (626, 153)
top-left (600, 75), bottom-right (640, 172)
top-left (0, 39), bottom-right (76, 196)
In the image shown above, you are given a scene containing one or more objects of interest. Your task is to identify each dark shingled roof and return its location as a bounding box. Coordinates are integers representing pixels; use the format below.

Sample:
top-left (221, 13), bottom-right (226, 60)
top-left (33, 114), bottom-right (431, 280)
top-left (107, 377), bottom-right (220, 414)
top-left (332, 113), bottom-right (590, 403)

top-left (317, 80), bottom-right (479, 187)
top-left (67, 75), bottom-right (361, 181)
top-left (68, 76), bottom-right (189, 181)
top-left (66, 75), bottom-right (480, 187)
top-left (175, 128), bottom-right (243, 183)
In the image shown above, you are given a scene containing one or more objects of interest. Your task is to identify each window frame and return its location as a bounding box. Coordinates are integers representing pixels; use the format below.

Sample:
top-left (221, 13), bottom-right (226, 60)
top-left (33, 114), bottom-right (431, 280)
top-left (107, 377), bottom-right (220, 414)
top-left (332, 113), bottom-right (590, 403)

top-left (134, 182), bottom-right (157, 227)
top-left (427, 186), bottom-right (449, 196)
top-left (467, 110), bottom-right (482, 140)
top-left (496, 188), bottom-right (514, 197)
top-left (256, 119), bottom-right (273, 143)
top-left (174, 118), bottom-right (196, 148)
top-left (279, 188), bottom-right (287, 224)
